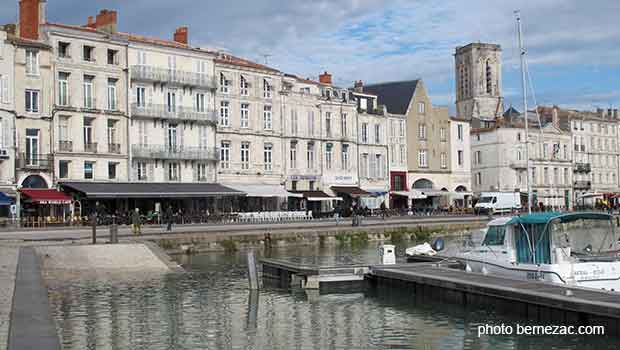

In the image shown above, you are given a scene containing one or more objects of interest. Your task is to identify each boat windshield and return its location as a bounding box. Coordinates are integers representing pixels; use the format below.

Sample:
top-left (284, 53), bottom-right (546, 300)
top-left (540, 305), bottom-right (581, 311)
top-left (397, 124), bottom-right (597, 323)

top-left (550, 217), bottom-right (618, 259)
top-left (479, 196), bottom-right (494, 204)
top-left (482, 225), bottom-right (506, 246)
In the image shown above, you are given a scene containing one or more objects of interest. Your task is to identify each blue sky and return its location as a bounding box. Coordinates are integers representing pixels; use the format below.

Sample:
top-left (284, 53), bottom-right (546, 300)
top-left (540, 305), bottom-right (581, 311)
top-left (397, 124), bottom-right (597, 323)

top-left (2, 0), bottom-right (619, 114)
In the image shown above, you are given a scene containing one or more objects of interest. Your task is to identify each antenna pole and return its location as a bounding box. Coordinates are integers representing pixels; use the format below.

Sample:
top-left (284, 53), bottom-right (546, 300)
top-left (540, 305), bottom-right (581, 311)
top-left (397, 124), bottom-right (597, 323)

top-left (516, 11), bottom-right (532, 214)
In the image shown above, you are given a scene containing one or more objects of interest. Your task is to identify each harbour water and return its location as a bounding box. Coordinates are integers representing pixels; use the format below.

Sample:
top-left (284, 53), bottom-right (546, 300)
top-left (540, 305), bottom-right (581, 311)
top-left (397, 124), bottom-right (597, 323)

top-left (46, 243), bottom-right (620, 349)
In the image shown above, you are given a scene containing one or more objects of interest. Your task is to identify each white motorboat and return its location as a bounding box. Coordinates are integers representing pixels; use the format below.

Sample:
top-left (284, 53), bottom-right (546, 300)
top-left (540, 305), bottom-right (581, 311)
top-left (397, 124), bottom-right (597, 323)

top-left (419, 212), bottom-right (620, 292)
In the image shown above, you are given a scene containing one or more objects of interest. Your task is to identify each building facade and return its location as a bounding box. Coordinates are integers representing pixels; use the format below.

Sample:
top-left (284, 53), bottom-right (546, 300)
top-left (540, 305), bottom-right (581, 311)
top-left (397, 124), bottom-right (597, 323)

top-left (449, 117), bottom-right (472, 207)
top-left (0, 29), bottom-right (15, 195)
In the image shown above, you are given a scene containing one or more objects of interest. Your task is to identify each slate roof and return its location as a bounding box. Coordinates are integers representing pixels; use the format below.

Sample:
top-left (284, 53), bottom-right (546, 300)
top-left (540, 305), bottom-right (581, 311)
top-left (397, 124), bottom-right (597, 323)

top-left (503, 106), bottom-right (521, 118)
top-left (361, 80), bottom-right (419, 115)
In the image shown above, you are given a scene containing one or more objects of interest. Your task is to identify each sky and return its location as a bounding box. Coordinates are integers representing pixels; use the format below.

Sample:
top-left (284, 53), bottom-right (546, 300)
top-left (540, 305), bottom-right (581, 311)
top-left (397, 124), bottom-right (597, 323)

top-left (2, 0), bottom-right (619, 114)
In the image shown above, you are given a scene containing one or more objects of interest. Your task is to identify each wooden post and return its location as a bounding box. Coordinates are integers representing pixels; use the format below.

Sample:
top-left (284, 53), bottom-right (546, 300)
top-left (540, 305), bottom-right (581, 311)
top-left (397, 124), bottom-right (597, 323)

top-left (91, 212), bottom-right (97, 244)
top-left (247, 250), bottom-right (259, 290)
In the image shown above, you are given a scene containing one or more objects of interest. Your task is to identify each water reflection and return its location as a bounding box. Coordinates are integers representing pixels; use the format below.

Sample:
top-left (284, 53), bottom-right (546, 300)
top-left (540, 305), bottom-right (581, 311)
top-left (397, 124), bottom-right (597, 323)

top-left (46, 244), bottom-right (619, 350)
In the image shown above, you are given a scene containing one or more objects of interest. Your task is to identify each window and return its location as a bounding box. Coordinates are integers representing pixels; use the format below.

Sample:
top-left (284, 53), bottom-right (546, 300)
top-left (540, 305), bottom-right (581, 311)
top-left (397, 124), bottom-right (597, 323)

top-left (107, 119), bottom-right (118, 151)
top-left (418, 123), bottom-right (427, 140)
top-left (307, 143), bottom-right (314, 169)
top-left (418, 102), bottom-right (425, 114)
top-left (220, 141), bottom-right (230, 169)
top-left (59, 161), bottom-right (69, 179)
top-left (553, 168), bottom-right (559, 185)
top-left (360, 98), bottom-right (368, 111)
top-left (84, 161), bottom-right (94, 179)
top-left (375, 154), bottom-right (383, 178)
top-left (26, 50), bottom-right (39, 75)
top-left (220, 73), bottom-right (230, 93)
top-left (58, 72), bottom-right (69, 106)
top-left (168, 162), bottom-right (180, 181)
top-left (374, 124), bottom-right (381, 144)
top-left (107, 79), bottom-right (117, 110)
top-left (25, 90), bottom-right (39, 113)
top-left (307, 111), bottom-right (315, 136)
top-left (83, 118), bottom-right (94, 150)
top-left (196, 163), bottom-right (208, 181)
top-left (240, 75), bottom-right (249, 96)
top-left (108, 162), bottom-right (117, 180)
top-left (543, 167), bottom-right (549, 185)
top-left (136, 86), bottom-right (146, 108)
top-left (241, 142), bottom-right (250, 170)
top-left (240, 103), bottom-right (249, 128)
top-left (137, 51), bottom-right (147, 65)
top-left (264, 143), bottom-right (273, 171)
top-left (457, 150), bottom-right (464, 167)
top-left (263, 78), bottom-right (272, 99)
top-left (0, 75), bottom-right (9, 104)
top-left (195, 93), bottom-right (206, 112)
top-left (83, 45), bottom-right (95, 62)
top-left (482, 226), bottom-right (505, 246)
top-left (166, 90), bottom-right (176, 113)
top-left (457, 124), bottom-right (463, 141)
top-left (58, 42), bottom-right (70, 58)
top-left (325, 112), bottom-right (332, 137)
top-left (440, 127), bottom-right (447, 142)
top-left (198, 125), bottom-right (208, 149)
top-left (58, 116), bottom-right (69, 143)
top-left (25, 129), bottom-right (39, 166)
top-left (220, 101), bottom-right (230, 126)
top-left (474, 150), bottom-right (482, 164)
top-left (418, 150), bottom-right (428, 168)
top-left (399, 120), bottom-right (405, 137)
top-left (290, 141), bottom-right (297, 169)
top-left (390, 146), bottom-right (395, 165)
top-left (325, 143), bottom-right (333, 169)
top-left (83, 75), bottom-right (94, 109)
top-left (107, 49), bottom-right (118, 65)
top-left (137, 120), bottom-right (148, 146)
top-left (485, 60), bottom-right (493, 94)
top-left (360, 153), bottom-right (368, 178)
top-left (361, 123), bottom-right (368, 143)
top-left (167, 124), bottom-right (178, 150)
top-left (263, 105), bottom-right (272, 130)
top-left (291, 109), bottom-right (298, 135)
top-left (399, 145), bottom-right (406, 165)
top-left (136, 162), bottom-right (147, 180)
top-left (563, 145), bottom-right (567, 160)
top-left (440, 152), bottom-right (447, 169)
top-left (341, 113), bottom-right (347, 137)
top-left (341, 144), bottom-right (349, 170)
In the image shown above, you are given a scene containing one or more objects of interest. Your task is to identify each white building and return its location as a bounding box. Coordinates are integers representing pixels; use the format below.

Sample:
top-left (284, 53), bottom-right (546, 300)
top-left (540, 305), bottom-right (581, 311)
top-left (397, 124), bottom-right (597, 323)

top-left (449, 116), bottom-right (472, 207)
top-left (0, 29), bottom-right (15, 198)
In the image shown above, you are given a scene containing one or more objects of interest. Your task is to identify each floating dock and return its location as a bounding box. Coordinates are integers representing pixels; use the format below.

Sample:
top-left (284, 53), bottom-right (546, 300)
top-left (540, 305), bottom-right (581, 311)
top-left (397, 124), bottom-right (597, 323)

top-left (260, 258), bottom-right (620, 335)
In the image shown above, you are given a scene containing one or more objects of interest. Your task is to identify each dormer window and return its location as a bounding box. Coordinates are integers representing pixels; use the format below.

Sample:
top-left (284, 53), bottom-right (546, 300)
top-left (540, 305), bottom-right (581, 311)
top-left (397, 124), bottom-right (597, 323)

top-left (263, 78), bottom-right (272, 99)
top-left (58, 42), bottom-right (70, 58)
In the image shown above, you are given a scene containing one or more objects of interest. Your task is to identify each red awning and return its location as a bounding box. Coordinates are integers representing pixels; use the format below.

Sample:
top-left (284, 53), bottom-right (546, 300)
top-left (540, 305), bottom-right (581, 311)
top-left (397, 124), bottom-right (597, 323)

top-left (20, 189), bottom-right (72, 204)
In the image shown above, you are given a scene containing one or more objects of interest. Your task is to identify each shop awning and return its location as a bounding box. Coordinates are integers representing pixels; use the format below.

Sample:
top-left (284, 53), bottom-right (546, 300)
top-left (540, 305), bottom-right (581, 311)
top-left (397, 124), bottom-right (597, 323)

top-left (0, 192), bottom-right (13, 206)
top-left (577, 192), bottom-right (604, 199)
top-left (331, 186), bottom-right (373, 198)
top-left (59, 182), bottom-right (244, 199)
top-left (391, 190), bottom-right (427, 199)
top-left (420, 190), bottom-right (448, 197)
top-left (291, 191), bottom-right (343, 202)
top-left (226, 184), bottom-right (303, 198)
top-left (20, 189), bottom-right (72, 204)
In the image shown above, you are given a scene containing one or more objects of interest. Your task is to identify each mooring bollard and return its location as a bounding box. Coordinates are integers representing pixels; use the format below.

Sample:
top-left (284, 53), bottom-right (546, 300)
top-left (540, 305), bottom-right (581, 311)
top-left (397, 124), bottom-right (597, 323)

top-left (109, 215), bottom-right (118, 244)
top-left (91, 212), bottom-right (97, 244)
top-left (247, 250), bottom-right (259, 290)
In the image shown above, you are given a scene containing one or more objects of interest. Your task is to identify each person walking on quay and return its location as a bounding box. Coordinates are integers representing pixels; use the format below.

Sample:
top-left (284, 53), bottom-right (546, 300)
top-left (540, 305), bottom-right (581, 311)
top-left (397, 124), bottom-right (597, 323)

top-left (380, 201), bottom-right (387, 220)
top-left (131, 208), bottom-right (142, 236)
top-left (165, 206), bottom-right (174, 232)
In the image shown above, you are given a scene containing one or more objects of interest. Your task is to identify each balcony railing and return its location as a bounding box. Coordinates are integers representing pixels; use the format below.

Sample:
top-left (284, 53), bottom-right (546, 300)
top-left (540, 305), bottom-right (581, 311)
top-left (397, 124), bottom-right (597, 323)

top-left (82, 98), bottom-right (97, 111)
top-left (58, 140), bottom-right (73, 152)
top-left (108, 143), bottom-right (121, 154)
top-left (84, 143), bottom-right (98, 153)
top-left (17, 153), bottom-right (52, 170)
top-left (509, 160), bottom-right (527, 169)
top-left (574, 163), bottom-right (592, 173)
top-left (131, 144), bottom-right (218, 161)
top-left (57, 93), bottom-right (72, 108)
top-left (131, 103), bottom-right (218, 125)
top-left (574, 180), bottom-right (592, 189)
top-left (131, 65), bottom-right (218, 89)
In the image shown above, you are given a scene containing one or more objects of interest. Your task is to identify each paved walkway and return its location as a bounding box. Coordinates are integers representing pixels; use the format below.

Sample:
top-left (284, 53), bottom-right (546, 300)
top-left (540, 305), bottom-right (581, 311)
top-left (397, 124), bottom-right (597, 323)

top-left (0, 215), bottom-right (487, 242)
top-left (0, 248), bottom-right (18, 350)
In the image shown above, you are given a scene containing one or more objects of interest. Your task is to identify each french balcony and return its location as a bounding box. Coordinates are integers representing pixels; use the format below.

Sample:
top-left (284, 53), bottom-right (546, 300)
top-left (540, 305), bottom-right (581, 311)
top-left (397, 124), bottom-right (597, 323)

top-left (17, 153), bottom-right (52, 170)
top-left (573, 180), bottom-right (592, 190)
top-left (131, 144), bottom-right (218, 161)
top-left (84, 142), bottom-right (98, 153)
top-left (58, 140), bottom-right (73, 152)
top-left (131, 103), bottom-right (218, 125)
top-left (574, 163), bottom-right (591, 173)
top-left (56, 94), bottom-right (75, 110)
top-left (82, 98), bottom-right (98, 112)
top-left (108, 143), bottom-right (121, 154)
top-left (130, 65), bottom-right (218, 90)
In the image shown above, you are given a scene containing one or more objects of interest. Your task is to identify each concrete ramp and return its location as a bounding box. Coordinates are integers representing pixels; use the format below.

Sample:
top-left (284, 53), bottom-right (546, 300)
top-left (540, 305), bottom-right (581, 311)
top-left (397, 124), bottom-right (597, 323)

top-left (35, 243), bottom-right (178, 273)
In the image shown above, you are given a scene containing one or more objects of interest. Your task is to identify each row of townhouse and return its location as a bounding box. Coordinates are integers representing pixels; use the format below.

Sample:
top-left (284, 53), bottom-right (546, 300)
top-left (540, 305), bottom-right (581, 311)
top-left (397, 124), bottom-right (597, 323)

top-left (0, 0), bottom-right (474, 217)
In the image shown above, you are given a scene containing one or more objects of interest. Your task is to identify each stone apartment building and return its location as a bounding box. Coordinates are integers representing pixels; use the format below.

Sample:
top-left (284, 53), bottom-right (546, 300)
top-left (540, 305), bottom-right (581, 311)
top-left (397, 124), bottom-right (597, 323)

top-left (0, 29), bottom-right (15, 199)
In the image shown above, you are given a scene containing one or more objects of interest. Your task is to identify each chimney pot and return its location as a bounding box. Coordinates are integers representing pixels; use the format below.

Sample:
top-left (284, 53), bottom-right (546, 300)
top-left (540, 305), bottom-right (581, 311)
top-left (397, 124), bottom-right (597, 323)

top-left (93, 9), bottom-right (118, 33)
top-left (319, 71), bottom-right (332, 85)
top-left (173, 26), bottom-right (188, 44)
top-left (354, 80), bottom-right (364, 93)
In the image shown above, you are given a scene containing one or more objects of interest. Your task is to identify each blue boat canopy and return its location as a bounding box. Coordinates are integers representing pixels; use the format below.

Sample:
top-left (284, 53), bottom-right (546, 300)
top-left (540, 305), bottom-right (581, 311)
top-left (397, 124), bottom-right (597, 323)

top-left (0, 192), bottom-right (13, 206)
top-left (507, 212), bottom-right (612, 225)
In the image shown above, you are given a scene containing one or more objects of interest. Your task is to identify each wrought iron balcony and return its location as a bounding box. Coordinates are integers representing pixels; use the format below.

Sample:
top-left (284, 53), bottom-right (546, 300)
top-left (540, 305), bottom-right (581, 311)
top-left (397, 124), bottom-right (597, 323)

top-left (108, 143), bottom-right (121, 154)
top-left (84, 143), bottom-right (98, 153)
top-left (17, 153), bottom-right (52, 170)
top-left (574, 163), bottom-right (591, 173)
top-left (58, 140), bottom-right (73, 152)
top-left (82, 97), bottom-right (97, 111)
top-left (573, 180), bottom-right (592, 189)
top-left (131, 103), bottom-right (218, 125)
top-left (131, 144), bottom-right (218, 161)
top-left (130, 65), bottom-right (218, 89)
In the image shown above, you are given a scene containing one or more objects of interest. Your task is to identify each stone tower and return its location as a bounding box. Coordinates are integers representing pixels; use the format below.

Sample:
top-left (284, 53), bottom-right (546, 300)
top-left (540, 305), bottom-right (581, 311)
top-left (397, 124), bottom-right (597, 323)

top-left (454, 43), bottom-right (503, 128)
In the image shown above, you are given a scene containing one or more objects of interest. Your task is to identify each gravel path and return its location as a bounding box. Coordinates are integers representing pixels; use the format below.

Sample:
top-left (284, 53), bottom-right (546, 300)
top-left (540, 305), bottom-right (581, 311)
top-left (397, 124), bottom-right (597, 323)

top-left (0, 247), bottom-right (19, 350)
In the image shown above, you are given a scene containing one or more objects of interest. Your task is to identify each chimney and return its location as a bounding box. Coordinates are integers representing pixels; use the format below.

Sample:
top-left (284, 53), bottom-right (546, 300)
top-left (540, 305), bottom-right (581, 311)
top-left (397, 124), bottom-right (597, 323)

top-left (173, 26), bottom-right (188, 45)
top-left (608, 108), bottom-right (613, 118)
top-left (552, 107), bottom-right (559, 128)
top-left (86, 16), bottom-right (95, 27)
top-left (93, 9), bottom-right (118, 33)
top-left (354, 80), bottom-right (364, 93)
top-left (319, 71), bottom-right (332, 85)
top-left (19, 0), bottom-right (42, 40)
top-left (614, 109), bottom-right (618, 119)
top-left (597, 108), bottom-right (604, 117)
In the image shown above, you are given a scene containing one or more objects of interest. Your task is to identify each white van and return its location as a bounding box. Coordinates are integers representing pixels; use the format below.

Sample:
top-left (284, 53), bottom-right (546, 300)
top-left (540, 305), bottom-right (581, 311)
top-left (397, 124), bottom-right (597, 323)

top-left (474, 192), bottom-right (521, 214)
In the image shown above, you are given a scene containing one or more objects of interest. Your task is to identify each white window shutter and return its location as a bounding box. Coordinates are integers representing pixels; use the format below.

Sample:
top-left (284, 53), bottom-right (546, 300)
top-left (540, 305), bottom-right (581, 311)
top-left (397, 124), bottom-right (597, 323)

top-left (164, 123), bottom-right (169, 148)
top-left (192, 163), bottom-right (197, 181)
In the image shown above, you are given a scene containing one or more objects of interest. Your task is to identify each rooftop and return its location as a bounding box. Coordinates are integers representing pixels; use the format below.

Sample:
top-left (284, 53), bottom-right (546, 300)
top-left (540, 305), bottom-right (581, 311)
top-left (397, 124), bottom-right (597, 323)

top-left (362, 80), bottom-right (420, 115)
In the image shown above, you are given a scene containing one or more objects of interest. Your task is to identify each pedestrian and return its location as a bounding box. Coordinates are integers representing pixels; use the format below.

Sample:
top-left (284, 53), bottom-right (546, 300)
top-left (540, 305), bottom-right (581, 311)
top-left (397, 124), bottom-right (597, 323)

top-left (131, 208), bottom-right (142, 236)
top-left (165, 206), bottom-right (174, 232)
top-left (380, 201), bottom-right (387, 220)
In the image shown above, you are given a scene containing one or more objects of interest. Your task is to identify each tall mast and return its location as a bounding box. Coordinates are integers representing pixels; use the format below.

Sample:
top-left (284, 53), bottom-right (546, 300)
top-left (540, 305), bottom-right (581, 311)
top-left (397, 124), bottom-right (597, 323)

top-left (516, 10), bottom-right (532, 214)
